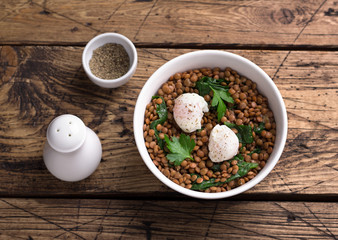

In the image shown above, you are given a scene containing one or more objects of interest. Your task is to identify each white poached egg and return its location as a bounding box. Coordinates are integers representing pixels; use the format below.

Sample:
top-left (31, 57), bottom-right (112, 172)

top-left (173, 93), bottom-right (209, 133)
top-left (208, 124), bottom-right (239, 162)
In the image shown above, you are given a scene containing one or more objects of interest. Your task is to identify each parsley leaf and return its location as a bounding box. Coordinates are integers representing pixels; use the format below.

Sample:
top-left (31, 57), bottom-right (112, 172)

top-left (196, 76), bottom-right (226, 96)
top-left (210, 86), bottom-right (234, 122)
top-left (164, 134), bottom-right (195, 166)
top-left (196, 77), bottom-right (234, 122)
top-left (150, 96), bottom-right (168, 149)
top-left (224, 122), bottom-right (253, 144)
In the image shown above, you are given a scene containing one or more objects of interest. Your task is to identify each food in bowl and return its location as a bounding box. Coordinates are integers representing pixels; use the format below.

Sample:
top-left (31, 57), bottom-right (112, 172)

top-left (143, 66), bottom-right (276, 193)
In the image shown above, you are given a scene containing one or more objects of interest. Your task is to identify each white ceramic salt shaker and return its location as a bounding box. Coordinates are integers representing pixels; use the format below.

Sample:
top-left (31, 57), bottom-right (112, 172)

top-left (43, 114), bottom-right (102, 182)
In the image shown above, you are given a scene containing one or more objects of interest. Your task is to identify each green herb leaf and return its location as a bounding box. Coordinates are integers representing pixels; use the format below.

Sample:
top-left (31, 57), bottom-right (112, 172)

top-left (211, 163), bottom-right (221, 172)
top-left (211, 87), bottom-right (226, 122)
top-left (254, 122), bottom-right (265, 134)
top-left (210, 86), bottom-right (234, 122)
top-left (164, 134), bottom-right (195, 166)
top-left (196, 80), bottom-right (212, 96)
top-left (191, 178), bottom-right (221, 190)
top-left (151, 96), bottom-right (167, 120)
top-left (236, 159), bottom-right (258, 177)
top-left (236, 125), bottom-right (253, 144)
top-left (225, 154), bottom-right (258, 182)
top-left (196, 77), bottom-right (234, 122)
top-left (191, 154), bottom-right (258, 191)
top-left (196, 77), bottom-right (228, 96)
top-left (218, 87), bottom-right (234, 103)
top-left (150, 96), bottom-right (168, 149)
top-left (224, 122), bottom-right (253, 144)
top-left (233, 153), bottom-right (244, 161)
top-left (248, 148), bottom-right (261, 156)
top-left (224, 122), bottom-right (236, 128)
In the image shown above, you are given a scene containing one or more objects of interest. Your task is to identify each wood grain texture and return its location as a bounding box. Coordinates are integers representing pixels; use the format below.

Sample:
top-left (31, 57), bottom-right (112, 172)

top-left (0, 0), bottom-right (337, 47)
top-left (0, 46), bottom-right (337, 197)
top-left (0, 198), bottom-right (337, 239)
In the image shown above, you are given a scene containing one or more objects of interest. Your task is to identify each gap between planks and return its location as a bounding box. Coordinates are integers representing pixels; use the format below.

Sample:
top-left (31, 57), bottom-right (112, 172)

top-left (1, 42), bottom-right (338, 51)
top-left (0, 193), bottom-right (337, 203)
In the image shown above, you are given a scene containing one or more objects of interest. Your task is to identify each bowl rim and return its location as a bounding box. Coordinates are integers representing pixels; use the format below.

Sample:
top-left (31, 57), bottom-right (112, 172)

top-left (134, 50), bottom-right (287, 199)
top-left (82, 32), bottom-right (138, 84)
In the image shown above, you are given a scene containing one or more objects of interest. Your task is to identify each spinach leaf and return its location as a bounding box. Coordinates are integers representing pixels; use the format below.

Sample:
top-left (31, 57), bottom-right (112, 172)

top-left (226, 154), bottom-right (258, 182)
top-left (191, 154), bottom-right (258, 191)
top-left (224, 122), bottom-right (236, 128)
top-left (196, 79), bottom-right (212, 96)
top-left (224, 122), bottom-right (253, 144)
top-left (211, 163), bottom-right (221, 172)
top-left (233, 153), bottom-right (244, 161)
top-left (236, 160), bottom-right (258, 177)
top-left (150, 96), bottom-right (167, 122)
top-left (254, 122), bottom-right (265, 134)
top-left (248, 148), bottom-right (261, 156)
top-left (164, 134), bottom-right (195, 166)
top-left (150, 96), bottom-right (168, 149)
top-left (191, 178), bottom-right (221, 190)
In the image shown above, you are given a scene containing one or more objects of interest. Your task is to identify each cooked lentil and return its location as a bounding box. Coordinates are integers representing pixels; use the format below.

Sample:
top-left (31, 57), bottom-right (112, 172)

top-left (143, 67), bottom-right (276, 193)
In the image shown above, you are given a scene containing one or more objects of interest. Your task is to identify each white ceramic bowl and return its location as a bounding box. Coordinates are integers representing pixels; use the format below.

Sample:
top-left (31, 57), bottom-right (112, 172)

top-left (134, 50), bottom-right (287, 199)
top-left (82, 33), bottom-right (137, 88)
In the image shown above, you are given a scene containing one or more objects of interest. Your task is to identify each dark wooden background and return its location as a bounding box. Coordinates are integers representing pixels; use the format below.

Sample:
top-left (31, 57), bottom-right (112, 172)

top-left (0, 0), bottom-right (337, 239)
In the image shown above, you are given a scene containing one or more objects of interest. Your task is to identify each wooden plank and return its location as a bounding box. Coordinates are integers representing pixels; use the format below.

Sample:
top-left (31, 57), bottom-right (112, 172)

top-left (0, 46), bottom-right (337, 197)
top-left (0, 0), bottom-right (337, 47)
top-left (0, 198), bottom-right (337, 239)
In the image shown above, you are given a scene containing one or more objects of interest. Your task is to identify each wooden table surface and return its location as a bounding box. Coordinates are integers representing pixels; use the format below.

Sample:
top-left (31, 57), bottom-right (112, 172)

top-left (0, 0), bottom-right (337, 239)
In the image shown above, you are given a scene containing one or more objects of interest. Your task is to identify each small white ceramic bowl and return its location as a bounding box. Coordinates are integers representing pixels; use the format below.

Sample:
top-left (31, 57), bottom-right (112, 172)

top-left (82, 33), bottom-right (137, 88)
top-left (134, 50), bottom-right (287, 199)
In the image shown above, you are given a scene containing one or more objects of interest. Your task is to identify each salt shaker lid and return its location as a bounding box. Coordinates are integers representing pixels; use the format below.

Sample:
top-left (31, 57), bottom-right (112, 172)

top-left (46, 114), bottom-right (86, 153)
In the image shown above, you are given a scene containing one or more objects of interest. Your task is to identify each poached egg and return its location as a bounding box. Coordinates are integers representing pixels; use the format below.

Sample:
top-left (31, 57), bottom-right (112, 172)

top-left (173, 93), bottom-right (209, 133)
top-left (208, 124), bottom-right (239, 162)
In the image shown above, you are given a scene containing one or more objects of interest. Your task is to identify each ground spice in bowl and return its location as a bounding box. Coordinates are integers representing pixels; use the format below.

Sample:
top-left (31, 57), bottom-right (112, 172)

top-left (89, 43), bottom-right (130, 79)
